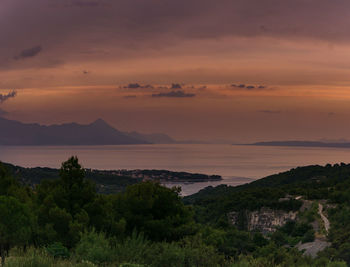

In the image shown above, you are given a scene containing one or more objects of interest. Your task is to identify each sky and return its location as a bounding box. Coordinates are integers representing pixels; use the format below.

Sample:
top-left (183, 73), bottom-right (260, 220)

top-left (2, 0), bottom-right (350, 142)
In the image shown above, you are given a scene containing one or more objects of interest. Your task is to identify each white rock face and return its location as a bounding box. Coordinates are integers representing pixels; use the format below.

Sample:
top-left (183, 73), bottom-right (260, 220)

top-left (228, 207), bottom-right (297, 234)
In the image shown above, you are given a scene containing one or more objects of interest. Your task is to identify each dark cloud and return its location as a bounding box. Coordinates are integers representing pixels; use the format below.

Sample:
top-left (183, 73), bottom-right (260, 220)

top-left (83, 70), bottom-right (89, 74)
top-left (171, 83), bottom-right (182, 89)
top-left (125, 83), bottom-right (141, 89)
top-left (69, 1), bottom-right (105, 7)
top-left (3, 0), bottom-right (350, 78)
top-left (124, 83), bottom-right (154, 89)
top-left (4, 1), bottom-right (350, 58)
top-left (14, 46), bottom-right (42, 60)
top-left (231, 84), bottom-right (246, 88)
top-left (152, 90), bottom-right (195, 98)
top-left (258, 110), bottom-right (281, 114)
top-left (231, 84), bottom-right (267, 90)
top-left (0, 91), bottom-right (17, 103)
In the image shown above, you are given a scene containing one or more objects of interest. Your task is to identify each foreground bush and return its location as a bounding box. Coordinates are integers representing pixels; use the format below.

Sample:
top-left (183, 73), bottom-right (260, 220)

top-left (74, 230), bottom-right (225, 266)
top-left (4, 247), bottom-right (95, 267)
top-left (75, 230), bottom-right (114, 264)
top-left (46, 242), bottom-right (70, 259)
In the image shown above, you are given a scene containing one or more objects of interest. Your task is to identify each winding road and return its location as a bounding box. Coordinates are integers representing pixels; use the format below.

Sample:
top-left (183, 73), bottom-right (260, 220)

top-left (318, 203), bottom-right (330, 233)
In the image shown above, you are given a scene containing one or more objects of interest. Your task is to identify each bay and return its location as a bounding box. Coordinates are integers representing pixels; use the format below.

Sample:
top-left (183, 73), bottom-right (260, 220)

top-left (1, 144), bottom-right (350, 195)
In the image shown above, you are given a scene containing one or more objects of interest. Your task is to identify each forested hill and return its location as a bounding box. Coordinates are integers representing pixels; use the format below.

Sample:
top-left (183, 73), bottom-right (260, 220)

top-left (0, 157), bottom-right (349, 266)
top-left (2, 162), bottom-right (221, 194)
top-left (184, 163), bottom-right (350, 204)
top-left (183, 162), bottom-right (350, 265)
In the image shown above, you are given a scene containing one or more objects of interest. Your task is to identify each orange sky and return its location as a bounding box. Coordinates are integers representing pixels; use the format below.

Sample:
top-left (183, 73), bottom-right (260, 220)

top-left (2, 0), bottom-right (350, 142)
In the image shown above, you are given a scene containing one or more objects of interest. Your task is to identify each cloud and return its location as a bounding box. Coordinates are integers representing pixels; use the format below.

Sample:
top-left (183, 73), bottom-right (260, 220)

top-left (0, 91), bottom-right (17, 103)
top-left (152, 90), bottom-right (195, 98)
top-left (231, 84), bottom-right (267, 90)
top-left (124, 83), bottom-right (141, 89)
top-left (124, 83), bottom-right (154, 89)
top-left (258, 110), bottom-right (281, 114)
top-left (171, 83), bottom-right (182, 89)
top-left (231, 84), bottom-right (246, 88)
top-left (14, 46), bottom-right (42, 60)
top-left (3, 0), bottom-right (350, 66)
top-left (69, 1), bottom-right (104, 7)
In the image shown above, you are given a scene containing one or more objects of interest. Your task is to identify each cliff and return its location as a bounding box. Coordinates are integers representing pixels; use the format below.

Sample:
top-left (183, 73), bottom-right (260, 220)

top-left (228, 207), bottom-right (297, 234)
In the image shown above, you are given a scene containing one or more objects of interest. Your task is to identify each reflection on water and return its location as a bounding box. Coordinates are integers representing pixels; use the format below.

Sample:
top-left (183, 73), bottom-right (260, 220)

top-left (1, 144), bottom-right (350, 195)
top-left (164, 176), bottom-right (255, 196)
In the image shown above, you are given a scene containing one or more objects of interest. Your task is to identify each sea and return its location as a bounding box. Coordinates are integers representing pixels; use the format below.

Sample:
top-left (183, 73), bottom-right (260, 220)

top-left (1, 144), bottom-right (350, 196)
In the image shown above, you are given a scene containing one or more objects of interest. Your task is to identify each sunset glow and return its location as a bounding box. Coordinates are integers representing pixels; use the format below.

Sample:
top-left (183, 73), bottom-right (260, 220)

top-left (2, 0), bottom-right (350, 142)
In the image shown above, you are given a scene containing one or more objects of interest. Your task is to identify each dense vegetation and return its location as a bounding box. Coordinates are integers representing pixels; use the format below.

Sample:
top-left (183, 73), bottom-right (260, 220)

top-left (0, 158), bottom-right (349, 266)
top-left (2, 162), bottom-right (221, 195)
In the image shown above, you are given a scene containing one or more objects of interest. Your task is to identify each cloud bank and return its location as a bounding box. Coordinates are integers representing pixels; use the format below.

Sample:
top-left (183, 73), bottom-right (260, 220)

top-left (231, 84), bottom-right (267, 90)
top-left (152, 90), bottom-right (195, 98)
top-left (124, 83), bottom-right (154, 89)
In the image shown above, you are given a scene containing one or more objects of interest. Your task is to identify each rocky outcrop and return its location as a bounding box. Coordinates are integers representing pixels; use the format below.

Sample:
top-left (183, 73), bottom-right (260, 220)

top-left (296, 239), bottom-right (330, 258)
top-left (228, 207), bottom-right (297, 234)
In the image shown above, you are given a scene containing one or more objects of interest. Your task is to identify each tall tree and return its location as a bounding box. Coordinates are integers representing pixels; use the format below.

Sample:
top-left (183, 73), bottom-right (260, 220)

top-left (0, 196), bottom-right (32, 265)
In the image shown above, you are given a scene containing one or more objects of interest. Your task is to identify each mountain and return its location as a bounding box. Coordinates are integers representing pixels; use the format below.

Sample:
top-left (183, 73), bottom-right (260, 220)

top-left (246, 140), bottom-right (350, 148)
top-left (124, 131), bottom-right (207, 144)
top-left (125, 131), bottom-right (177, 144)
top-left (0, 117), bottom-right (150, 145)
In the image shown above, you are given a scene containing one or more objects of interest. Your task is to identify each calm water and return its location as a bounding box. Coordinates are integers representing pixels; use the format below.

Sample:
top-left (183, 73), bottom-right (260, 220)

top-left (2, 144), bottom-right (350, 195)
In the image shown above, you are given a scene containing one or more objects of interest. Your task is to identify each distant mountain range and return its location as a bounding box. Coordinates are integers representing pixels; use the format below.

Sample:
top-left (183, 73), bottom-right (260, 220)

top-left (247, 141), bottom-right (350, 148)
top-left (0, 117), bottom-right (179, 146)
top-left (125, 131), bottom-right (177, 144)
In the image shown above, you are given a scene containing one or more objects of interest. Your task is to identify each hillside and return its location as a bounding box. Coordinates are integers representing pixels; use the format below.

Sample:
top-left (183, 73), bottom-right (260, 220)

top-left (2, 162), bottom-right (221, 194)
top-left (183, 162), bottom-right (350, 263)
top-left (0, 158), bottom-right (348, 266)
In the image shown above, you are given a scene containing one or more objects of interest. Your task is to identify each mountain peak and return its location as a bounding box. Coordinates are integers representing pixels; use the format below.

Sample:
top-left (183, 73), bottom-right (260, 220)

top-left (91, 118), bottom-right (109, 127)
top-left (0, 117), bottom-right (150, 145)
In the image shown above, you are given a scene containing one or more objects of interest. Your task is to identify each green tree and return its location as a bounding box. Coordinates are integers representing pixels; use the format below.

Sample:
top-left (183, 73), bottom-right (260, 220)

top-left (0, 196), bottom-right (32, 265)
top-left (35, 156), bottom-right (96, 247)
top-left (116, 181), bottom-right (196, 241)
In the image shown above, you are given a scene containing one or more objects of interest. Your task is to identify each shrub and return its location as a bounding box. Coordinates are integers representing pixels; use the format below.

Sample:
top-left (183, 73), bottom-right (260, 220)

top-left (114, 231), bottom-right (152, 264)
top-left (46, 242), bottom-right (70, 258)
top-left (119, 264), bottom-right (146, 267)
top-left (75, 230), bottom-right (114, 264)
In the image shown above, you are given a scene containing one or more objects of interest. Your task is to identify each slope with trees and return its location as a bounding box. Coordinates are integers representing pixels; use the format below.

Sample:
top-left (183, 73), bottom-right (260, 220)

top-left (0, 158), bottom-right (349, 266)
